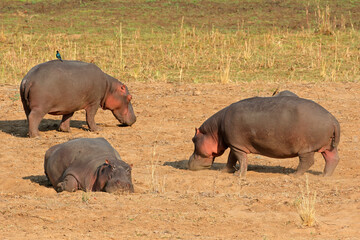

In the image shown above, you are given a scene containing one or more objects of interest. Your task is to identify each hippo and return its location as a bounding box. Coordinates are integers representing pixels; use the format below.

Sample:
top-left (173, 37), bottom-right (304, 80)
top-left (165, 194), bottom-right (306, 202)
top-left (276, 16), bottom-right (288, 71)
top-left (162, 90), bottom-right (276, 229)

top-left (44, 137), bottom-right (134, 193)
top-left (188, 94), bottom-right (340, 177)
top-left (20, 60), bottom-right (136, 137)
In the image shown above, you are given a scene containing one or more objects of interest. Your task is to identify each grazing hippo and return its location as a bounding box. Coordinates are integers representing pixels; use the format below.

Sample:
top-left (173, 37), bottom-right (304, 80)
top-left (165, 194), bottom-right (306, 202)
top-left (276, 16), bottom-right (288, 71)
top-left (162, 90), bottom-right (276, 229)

top-left (188, 95), bottom-right (340, 177)
top-left (20, 60), bottom-right (136, 137)
top-left (44, 137), bottom-right (134, 193)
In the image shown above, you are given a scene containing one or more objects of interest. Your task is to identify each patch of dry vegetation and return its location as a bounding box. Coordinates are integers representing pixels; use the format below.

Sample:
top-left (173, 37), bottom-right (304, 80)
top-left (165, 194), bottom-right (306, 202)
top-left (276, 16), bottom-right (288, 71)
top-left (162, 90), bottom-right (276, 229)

top-left (1, 3), bottom-right (359, 84)
top-left (295, 175), bottom-right (317, 227)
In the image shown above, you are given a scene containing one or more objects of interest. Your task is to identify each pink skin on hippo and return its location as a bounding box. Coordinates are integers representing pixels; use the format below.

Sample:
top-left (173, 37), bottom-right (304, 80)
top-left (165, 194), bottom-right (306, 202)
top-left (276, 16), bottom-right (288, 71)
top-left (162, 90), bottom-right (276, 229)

top-left (44, 137), bottom-right (134, 193)
top-left (20, 60), bottom-right (136, 138)
top-left (189, 93), bottom-right (340, 177)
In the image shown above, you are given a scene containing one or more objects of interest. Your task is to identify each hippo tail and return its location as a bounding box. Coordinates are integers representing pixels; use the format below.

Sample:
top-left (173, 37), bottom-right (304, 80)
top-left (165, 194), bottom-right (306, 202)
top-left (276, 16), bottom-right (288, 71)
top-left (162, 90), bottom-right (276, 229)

top-left (20, 78), bottom-right (32, 116)
top-left (331, 120), bottom-right (340, 149)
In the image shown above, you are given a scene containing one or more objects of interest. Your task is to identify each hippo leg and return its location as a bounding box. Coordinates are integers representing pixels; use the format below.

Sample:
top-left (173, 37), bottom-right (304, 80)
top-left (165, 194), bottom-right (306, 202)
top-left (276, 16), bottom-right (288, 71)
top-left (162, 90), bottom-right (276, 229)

top-left (222, 150), bottom-right (238, 173)
top-left (56, 175), bottom-right (78, 192)
top-left (28, 108), bottom-right (46, 138)
top-left (321, 148), bottom-right (339, 176)
top-left (85, 104), bottom-right (100, 131)
top-left (293, 152), bottom-right (315, 176)
top-left (59, 112), bottom-right (74, 132)
top-left (229, 149), bottom-right (248, 178)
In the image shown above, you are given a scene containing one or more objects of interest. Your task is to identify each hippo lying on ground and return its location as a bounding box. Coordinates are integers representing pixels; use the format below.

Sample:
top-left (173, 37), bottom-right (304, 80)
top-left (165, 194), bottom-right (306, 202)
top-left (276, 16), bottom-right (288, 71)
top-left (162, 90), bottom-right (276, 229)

top-left (20, 60), bottom-right (136, 137)
top-left (188, 91), bottom-right (340, 177)
top-left (44, 137), bottom-right (134, 193)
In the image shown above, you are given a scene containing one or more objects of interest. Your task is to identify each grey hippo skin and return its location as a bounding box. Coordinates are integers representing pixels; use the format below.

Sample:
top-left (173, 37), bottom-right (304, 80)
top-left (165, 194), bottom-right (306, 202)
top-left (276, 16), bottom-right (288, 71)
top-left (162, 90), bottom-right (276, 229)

top-left (188, 94), bottom-right (340, 177)
top-left (44, 137), bottom-right (134, 193)
top-left (20, 60), bottom-right (136, 138)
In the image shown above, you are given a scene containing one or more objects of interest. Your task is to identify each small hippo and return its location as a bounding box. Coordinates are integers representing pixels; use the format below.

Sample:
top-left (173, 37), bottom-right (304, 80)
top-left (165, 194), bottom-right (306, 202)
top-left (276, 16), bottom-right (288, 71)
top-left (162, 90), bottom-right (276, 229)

top-left (188, 95), bottom-right (340, 177)
top-left (20, 60), bottom-right (136, 137)
top-left (44, 137), bottom-right (134, 193)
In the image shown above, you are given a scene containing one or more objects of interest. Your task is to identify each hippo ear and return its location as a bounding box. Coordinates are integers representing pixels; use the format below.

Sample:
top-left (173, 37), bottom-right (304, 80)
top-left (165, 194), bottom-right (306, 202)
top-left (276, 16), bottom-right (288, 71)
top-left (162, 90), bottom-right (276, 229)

top-left (105, 159), bottom-right (110, 165)
top-left (195, 128), bottom-right (200, 135)
top-left (127, 94), bottom-right (132, 102)
top-left (119, 84), bottom-right (126, 94)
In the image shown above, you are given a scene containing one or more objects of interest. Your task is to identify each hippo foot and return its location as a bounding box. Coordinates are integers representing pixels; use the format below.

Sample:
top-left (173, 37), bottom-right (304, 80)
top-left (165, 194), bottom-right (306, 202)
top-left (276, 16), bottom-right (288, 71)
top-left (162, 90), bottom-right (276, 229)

top-left (233, 170), bottom-right (246, 178)
top-left (322, 172), bottom-right (332, 177)
top-left (89, 126), bottom-right (102, 132)
top-left (28, 133), bottom-right (41, 138)
top-left (58, 126), bottom-right (71, 132)
top-left (58, 128), bottom-right (71, 133)
top-left (221, 166), bottom-right (237, 173)
top-left (56, 183), bottom-right (65, 192)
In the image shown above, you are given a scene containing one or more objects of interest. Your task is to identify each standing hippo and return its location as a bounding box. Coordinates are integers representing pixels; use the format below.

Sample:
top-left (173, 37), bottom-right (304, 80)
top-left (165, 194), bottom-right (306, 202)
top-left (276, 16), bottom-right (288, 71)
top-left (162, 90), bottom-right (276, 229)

top-left (20, 60), bottom-right (136, 137)
top-left (44, 137), bottom-right (134, 193)
top-left (189, 95), bottom-right (340, 177)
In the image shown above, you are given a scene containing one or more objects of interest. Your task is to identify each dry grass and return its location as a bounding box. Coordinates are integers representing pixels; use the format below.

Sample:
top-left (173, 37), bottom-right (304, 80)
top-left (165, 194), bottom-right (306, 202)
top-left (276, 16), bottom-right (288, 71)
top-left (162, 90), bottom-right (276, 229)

top-left (295, 175), bottom-right (317, 227)
top-left (1, 4), bottom-right (359, 84)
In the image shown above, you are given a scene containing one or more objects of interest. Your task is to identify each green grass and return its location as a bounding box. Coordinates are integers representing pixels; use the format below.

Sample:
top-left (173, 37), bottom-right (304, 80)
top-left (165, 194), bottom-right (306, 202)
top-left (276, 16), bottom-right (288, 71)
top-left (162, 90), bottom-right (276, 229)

top-left (1, 0), bottom-right (360, 84)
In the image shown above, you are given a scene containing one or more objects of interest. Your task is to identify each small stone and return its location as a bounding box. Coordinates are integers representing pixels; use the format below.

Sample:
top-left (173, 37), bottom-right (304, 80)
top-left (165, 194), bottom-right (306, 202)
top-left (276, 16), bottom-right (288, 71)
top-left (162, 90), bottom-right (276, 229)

top-left (192, 90), bottom-right (201, 96)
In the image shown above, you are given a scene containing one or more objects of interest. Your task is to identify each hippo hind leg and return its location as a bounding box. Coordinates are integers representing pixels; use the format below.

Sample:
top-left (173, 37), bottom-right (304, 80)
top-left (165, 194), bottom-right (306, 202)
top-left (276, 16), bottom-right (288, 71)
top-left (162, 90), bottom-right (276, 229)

top-left (59, 112), bottom-right (74, 132)
top-left (28, 108), bottom-right (46, 138)
top-left (321, 148), bottom-right (339, 177)
top-left (56, 175), bottom-right (79, 192)
top-left (293, 152), bottom-right (315, 176)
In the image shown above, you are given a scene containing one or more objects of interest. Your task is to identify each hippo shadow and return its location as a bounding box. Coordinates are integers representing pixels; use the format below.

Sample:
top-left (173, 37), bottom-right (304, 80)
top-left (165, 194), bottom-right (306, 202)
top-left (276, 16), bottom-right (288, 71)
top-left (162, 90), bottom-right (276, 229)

top-left (164, 160), bottom-right (322, 176)
top-left (163, 160), bottom-right (226, 171)
top-left (0, 119), bottom-right (87, 138)
top-left (23, 175), bottom-right (53, 188)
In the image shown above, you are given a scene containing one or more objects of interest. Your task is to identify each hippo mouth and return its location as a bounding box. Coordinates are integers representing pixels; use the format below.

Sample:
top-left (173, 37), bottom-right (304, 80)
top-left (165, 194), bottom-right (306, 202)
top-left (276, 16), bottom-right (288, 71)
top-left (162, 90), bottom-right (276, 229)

top-left (188, 154), bottom-right (214, 171)
top-left (112, 112), bottom-right (136, 127)
top-left (105, 181), bottom-right (134, 194)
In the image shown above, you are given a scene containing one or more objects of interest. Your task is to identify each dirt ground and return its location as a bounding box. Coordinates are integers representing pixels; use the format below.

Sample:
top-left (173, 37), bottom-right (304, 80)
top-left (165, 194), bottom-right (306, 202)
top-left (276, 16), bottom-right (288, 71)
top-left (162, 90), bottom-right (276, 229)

top-left (0, 81), bottom-right (359, 239)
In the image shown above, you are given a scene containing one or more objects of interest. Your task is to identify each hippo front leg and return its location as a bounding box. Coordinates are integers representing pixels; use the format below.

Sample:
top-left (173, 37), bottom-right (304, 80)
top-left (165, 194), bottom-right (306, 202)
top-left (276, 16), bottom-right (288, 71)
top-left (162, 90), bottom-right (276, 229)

top-left (85, 104), bottom-right (100, 132)
top-left (56, 175), bottom-right (79, 192)
top-left (59, 112), bottom-right (74, 132)
top-left (228, 149), bottom-right (248, 178)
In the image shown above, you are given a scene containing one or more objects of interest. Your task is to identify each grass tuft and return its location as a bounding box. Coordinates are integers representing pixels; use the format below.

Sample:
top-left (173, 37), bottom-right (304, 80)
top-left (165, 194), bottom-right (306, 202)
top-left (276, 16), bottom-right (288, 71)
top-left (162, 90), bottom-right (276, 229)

top-left (295, 175), bottom-right (317, 227)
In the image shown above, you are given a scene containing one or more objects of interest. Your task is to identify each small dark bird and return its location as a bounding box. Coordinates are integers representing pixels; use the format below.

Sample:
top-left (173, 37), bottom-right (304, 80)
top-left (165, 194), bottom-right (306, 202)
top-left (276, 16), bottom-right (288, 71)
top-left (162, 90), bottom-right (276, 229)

top-left (56, 51), bottom-right (63, 62)
top-left (272, 88), bottom-right (279, 96)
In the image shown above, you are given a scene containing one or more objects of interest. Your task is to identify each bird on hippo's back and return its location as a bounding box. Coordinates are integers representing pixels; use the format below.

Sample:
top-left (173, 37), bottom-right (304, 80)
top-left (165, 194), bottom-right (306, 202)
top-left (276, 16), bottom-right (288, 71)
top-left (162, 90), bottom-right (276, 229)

top-left (56, 50), bottom-right (63, 62)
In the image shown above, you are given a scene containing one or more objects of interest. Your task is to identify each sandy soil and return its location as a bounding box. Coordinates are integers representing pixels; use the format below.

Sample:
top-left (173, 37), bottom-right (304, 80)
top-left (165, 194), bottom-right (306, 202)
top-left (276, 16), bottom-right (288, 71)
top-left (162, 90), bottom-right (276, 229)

top-left (0, 81), bottom-right (359, 239)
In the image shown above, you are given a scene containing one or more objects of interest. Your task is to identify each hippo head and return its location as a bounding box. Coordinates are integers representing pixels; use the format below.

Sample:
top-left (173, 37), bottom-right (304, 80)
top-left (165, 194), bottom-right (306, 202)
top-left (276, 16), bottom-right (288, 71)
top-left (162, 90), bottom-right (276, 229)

top-left (104, 83), bottom-right (136, 126)
top-left (188, 128), bottom-right (224, 171)
top-left (94, 160), bottom-right (134, 193)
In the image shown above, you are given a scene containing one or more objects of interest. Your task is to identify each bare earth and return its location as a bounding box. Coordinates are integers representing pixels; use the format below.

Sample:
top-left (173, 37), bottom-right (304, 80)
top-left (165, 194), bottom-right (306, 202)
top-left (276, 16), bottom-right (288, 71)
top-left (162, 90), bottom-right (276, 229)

top-left (0, 81), bottom-right (359, 239)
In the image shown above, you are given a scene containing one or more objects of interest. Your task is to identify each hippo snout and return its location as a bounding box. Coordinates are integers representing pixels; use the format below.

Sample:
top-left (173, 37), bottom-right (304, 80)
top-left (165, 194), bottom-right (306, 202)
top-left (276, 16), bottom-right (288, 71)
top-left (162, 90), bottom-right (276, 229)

top-left (188, 153), bottom-right (213, 171)
top-left (123, 115), bottom-right (136, 126)
top-left (105, 179), bottom-right (134, 193)
top-left (112, 102), bottom-right (137, 126)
